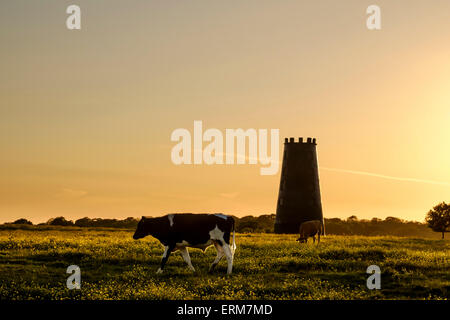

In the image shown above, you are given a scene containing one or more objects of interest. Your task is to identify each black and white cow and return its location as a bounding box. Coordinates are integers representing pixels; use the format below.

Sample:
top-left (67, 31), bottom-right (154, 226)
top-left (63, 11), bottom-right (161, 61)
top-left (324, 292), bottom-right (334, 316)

top-left (133, 213), bottom-right (236, 274)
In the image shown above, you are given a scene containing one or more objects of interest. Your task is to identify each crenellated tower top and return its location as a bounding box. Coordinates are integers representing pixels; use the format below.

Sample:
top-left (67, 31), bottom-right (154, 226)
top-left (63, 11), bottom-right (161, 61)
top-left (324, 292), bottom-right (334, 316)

top-left (284, 137), bottom-right (317, 145)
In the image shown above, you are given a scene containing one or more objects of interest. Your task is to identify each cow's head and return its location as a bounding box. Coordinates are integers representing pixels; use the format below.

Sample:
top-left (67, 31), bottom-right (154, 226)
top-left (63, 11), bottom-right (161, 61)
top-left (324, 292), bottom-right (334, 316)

top-left (133, 216), bottom-right (152, 240)
top-left (296, 237), bottom-right (307, 243)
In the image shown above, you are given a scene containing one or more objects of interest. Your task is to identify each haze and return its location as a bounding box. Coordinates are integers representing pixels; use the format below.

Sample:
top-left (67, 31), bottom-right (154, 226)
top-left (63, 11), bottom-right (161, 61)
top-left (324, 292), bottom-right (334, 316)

top-left (1, 1), bottom-right (449, 223)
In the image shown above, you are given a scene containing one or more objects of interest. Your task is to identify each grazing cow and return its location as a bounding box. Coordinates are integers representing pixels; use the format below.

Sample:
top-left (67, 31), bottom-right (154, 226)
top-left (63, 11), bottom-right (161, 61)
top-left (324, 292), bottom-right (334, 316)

top-left (133, 213), bottom-right (236, 274)
top-left (296, 220), bottom-right (324, 244)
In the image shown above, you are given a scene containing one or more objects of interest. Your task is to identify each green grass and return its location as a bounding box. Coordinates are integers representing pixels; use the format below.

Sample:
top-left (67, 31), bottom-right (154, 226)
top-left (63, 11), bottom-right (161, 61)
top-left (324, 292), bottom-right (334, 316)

top-left (0, 228), bottom-right (448, 300)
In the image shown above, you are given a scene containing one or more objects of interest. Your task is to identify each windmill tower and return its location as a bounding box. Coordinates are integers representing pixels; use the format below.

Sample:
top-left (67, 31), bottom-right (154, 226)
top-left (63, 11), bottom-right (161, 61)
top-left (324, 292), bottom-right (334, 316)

top-left (274, 137), bottom-right (324, 234)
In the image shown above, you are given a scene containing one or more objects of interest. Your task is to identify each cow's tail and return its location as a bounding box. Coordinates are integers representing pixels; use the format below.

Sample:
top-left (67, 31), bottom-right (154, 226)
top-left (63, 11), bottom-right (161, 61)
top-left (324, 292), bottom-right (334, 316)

top-left (231, 217), bottom-right (236, 255)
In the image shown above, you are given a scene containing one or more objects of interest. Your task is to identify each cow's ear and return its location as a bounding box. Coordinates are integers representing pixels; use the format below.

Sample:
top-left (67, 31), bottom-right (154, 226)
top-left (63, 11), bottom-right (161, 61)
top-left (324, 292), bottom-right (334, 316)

top-left (141, 216), bottom-right (146, 220)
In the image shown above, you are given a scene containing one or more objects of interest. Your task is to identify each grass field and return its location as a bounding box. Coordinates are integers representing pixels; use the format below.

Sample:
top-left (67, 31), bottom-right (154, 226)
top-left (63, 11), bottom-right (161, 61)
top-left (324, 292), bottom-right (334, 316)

top-left (0, 227), bottom-right (448, 300)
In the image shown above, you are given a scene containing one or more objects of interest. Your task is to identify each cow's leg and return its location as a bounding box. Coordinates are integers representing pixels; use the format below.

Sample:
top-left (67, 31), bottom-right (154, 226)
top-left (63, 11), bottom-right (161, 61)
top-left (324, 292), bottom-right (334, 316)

top-left (179, 247), bottom-right (195, 272)
top-left (209, 242), bottom-right (224, 272)
top-left (317, 233), bottom-right (320, 244)
top-left (313, 236), bottom-right (316, 244)
top-left (300, 233), bottom-right (306, 244)
top-left (222, 243), bottom-right (233, 275)
top-left (156, 245), bottom-right (174, 274)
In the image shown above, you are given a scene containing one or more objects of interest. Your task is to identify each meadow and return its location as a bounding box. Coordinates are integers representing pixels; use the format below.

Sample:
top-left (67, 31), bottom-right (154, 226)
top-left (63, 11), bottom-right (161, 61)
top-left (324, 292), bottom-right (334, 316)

top-left (0, 227), bottom-right (448, 300)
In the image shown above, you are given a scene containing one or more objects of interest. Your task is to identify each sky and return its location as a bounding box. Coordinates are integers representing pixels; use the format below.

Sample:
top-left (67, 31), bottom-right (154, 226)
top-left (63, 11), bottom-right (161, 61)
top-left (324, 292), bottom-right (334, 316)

top-left (1, 0), bottom-right (449, 223)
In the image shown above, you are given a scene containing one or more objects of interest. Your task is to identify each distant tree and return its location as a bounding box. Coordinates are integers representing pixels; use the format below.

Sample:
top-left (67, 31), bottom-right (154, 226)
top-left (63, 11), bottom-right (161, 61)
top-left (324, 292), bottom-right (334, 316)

top-left (426, 202), bottom-right (450, 239)
top-left (237, 217), bottom-right (259, 233)
top-left (47, 216), bottom-right (74, 226)
top-left (12, 218), bottom-right (33, 225)
top-left (74, 216), bottom-right (138, 228)
top-left (233, 214), bottom-right (275, 233)
top-left (74, 217), bottom-right (92, 227)
top-left (120, 217), bottom-right (139, 229)
top-left (385, 217), bottom-right (403, 223)
top-left (347, 215), bottom-right (358, 222)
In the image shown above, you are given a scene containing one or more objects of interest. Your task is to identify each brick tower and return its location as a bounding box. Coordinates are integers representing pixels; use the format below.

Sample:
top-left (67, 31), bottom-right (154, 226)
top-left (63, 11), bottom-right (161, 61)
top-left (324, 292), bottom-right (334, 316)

top-left (274, 137), bottom-right (324, 234)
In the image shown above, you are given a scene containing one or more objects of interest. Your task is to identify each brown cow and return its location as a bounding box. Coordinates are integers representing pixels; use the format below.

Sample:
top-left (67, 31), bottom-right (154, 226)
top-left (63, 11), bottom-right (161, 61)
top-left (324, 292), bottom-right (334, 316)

top-left (296, 220), bottom-right (324, 244)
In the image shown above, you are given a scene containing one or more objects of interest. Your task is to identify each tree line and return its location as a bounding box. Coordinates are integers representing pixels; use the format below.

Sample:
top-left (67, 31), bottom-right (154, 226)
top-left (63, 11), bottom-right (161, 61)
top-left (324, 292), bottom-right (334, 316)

top-left (4, 211), bottom-right (447, 238)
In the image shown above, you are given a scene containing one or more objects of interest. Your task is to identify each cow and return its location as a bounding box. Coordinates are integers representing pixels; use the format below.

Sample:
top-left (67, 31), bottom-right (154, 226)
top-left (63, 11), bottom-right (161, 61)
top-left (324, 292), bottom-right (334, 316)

top-left (296, 220), bottom-right (324, 244)
top-left (133, 213), bottom-right (236, 274)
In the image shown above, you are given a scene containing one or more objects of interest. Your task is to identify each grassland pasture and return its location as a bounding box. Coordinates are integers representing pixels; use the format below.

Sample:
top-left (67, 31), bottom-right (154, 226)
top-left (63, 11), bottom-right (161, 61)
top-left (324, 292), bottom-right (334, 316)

top-left (0, 227), bottom-right (448, 300)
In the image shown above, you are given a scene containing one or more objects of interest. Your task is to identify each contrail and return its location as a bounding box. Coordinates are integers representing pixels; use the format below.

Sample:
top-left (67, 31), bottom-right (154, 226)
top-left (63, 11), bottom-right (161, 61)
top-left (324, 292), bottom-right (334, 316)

top-left (193, 149), bottom-right (450, 186)
top-left (320, 167), bottom-right (450, 186)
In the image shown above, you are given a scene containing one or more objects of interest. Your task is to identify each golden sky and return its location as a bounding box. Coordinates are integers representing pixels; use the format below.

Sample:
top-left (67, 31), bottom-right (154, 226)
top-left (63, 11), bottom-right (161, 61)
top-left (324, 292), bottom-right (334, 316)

top-left (1, 1), bottom-right (449, 223)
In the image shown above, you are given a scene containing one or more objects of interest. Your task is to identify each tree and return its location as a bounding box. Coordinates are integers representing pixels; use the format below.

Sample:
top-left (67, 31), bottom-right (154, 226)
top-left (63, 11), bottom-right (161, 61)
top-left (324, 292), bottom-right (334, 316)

top-left (426, 202), bottom-right (450, 239)
top-left (385, 217), bottom-right (403, 223)
top-left (12, 218), bottom-right (33, 225)
top-left (74, 217), bottom-right (92, 227)
top-left (47, 216), bottom-right (74, 226)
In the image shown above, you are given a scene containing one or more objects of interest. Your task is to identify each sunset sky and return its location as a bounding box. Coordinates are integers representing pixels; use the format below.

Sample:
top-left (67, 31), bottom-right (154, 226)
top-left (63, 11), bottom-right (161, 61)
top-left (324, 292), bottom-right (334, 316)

top-left (1, 0), bottom-right (449, 223)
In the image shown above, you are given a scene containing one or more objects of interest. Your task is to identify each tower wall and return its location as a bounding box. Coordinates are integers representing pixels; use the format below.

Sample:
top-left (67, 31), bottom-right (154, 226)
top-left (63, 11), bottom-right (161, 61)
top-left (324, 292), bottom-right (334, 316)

top-left (274, 137), bottom-right (324, 234)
